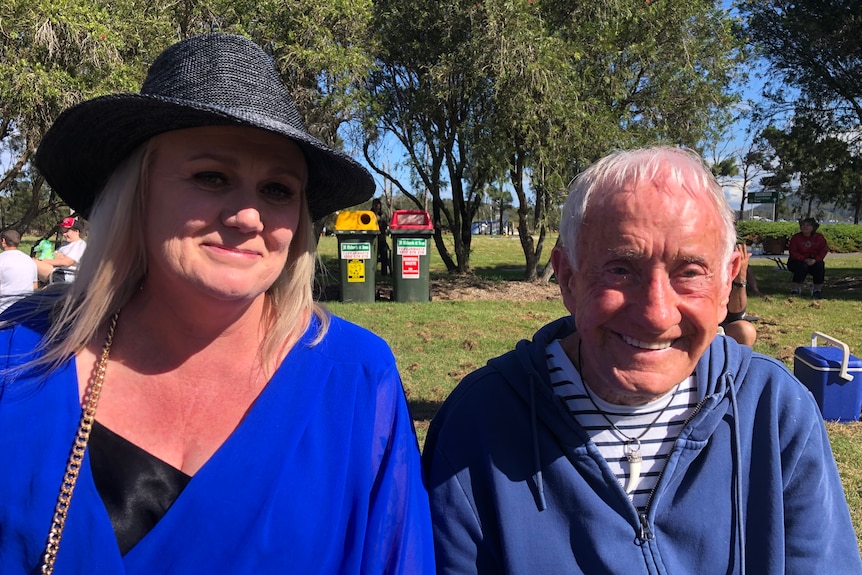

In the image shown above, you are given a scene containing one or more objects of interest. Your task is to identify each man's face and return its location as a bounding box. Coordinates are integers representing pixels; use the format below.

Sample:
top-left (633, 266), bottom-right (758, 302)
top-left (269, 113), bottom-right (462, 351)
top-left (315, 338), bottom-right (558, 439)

top-left (554, 172), bottom-right (738, 405)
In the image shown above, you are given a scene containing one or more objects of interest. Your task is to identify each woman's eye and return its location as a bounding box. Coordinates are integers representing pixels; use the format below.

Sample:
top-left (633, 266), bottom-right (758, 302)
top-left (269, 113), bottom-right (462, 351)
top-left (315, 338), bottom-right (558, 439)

top-left (261, 182), bottom-right (296, 203)
top-left (194, 171), bottom-right (226, 187)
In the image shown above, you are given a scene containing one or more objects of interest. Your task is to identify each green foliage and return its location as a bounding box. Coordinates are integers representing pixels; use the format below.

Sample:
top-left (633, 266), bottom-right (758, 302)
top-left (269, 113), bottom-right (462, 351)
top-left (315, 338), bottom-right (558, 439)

top-left (736, 221), bottom-right (862, 253)
top-left (754, 115), bottom-right (862, 222)
top-left (363, 0), bottom-right (745, 276)
top-left (737, 0), bottom-right (862, 128)
top-left (736, 220), bottom-right (799, 242)
top-left (737, 0), bottom-right (862, 223)
top-left (820, 224), bottom-right (862, 253)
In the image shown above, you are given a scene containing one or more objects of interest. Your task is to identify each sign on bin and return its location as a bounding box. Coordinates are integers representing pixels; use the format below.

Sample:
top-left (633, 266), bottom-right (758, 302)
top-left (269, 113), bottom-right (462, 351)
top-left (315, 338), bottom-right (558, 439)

top-left (397, 238), bottom-right (426, 280)
top-left (340, 241), bottom-right (371, 260)
top-left (396, 237), bottom-right (427, 256)
top-left (346, 259), bottom-right (366, 282)
top-left (401, 255), bottom-right (420, 278)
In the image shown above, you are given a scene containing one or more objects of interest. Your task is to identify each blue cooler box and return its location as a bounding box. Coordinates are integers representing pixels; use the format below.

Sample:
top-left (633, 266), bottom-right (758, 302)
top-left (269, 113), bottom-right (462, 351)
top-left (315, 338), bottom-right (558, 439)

top-left (793, 332), bottom-right (862, 422)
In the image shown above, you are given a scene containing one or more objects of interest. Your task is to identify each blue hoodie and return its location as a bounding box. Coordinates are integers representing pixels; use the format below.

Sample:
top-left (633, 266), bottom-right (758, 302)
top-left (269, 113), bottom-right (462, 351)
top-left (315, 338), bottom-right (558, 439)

top-left (423, 317), bottom-right (862, 574)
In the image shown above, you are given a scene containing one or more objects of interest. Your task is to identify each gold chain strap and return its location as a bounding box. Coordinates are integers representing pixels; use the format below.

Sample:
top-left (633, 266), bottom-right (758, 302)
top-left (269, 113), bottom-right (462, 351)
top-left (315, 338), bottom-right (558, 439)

top-left (41, 311), bottom-right (119, 574)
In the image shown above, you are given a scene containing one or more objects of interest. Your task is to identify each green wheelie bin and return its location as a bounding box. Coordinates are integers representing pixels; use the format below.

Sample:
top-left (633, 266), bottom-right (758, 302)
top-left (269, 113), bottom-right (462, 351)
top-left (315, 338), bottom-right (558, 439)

top-left (333, 210), bottom-right (378, 302)
top-left (389, 210), bottom-right (433, 302)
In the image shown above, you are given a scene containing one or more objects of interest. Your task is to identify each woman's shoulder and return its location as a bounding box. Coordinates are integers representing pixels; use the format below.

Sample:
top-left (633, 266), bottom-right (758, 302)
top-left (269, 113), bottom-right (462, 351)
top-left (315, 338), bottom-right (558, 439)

top-left (0, 304), bottom-right (55, 393)
top-left (281, 315), bottom-right (399, 393)
top-left (321, 315), bottom-right (391, 353)
top-left (0, 298), bottom-right (53, 338)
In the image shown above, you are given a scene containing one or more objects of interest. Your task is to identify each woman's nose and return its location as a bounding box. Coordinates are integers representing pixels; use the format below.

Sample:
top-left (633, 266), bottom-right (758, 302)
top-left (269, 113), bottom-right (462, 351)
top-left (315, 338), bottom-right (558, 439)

top-left (222, 195), bottom-right (264, 233)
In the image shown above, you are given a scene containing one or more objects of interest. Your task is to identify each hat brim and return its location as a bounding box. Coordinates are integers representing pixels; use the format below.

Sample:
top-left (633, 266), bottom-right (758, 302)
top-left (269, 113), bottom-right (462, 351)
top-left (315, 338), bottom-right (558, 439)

top-left (35, 94), bottom-right (374, 221)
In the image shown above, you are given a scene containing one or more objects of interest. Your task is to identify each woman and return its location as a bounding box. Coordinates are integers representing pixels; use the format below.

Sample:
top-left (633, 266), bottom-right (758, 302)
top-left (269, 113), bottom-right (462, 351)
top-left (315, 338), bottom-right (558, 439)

top-left (787, 217), bottom-right (828, 298)
top-left (0, 34), bottom-right (433, 574)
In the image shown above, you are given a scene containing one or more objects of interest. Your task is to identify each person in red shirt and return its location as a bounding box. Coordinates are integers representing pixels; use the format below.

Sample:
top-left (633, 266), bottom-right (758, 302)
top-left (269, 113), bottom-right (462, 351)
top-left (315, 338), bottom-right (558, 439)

top-left (787, 217), bottom-right (828, 298)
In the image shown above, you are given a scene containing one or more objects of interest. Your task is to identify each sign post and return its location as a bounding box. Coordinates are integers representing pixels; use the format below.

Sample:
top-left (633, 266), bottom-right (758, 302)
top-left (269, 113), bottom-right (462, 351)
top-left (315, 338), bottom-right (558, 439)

top-left (747, 191), bottom-right (779, 221)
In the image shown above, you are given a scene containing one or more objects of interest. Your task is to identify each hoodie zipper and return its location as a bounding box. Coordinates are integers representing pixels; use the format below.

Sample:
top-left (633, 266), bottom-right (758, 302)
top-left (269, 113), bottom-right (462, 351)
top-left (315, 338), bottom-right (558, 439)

top-left (636, 395), bottom-right (710, 544)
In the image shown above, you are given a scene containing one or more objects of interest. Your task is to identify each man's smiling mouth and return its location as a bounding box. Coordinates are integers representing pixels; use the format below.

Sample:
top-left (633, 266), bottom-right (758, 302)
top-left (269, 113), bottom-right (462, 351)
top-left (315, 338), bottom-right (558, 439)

top-left (621, 334), bottom-right (673, 350)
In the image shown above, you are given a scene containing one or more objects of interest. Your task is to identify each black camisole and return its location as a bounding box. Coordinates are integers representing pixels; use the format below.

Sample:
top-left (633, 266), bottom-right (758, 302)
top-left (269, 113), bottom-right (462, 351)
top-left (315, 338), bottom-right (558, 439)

top-left (88, 421), bottom-right (191, 554)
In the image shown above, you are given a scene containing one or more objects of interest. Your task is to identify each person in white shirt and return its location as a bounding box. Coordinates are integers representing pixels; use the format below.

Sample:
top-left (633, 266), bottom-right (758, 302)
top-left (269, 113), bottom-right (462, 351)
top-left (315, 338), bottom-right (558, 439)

top-left (0, 229), bottom-right (37, 313)
top-left (34, 217), bottom-right (87, 283)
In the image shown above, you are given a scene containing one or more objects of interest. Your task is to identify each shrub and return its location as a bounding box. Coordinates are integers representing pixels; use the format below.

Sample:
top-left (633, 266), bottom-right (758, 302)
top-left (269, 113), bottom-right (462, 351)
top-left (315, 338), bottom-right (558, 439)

top-left (736, 221), bottom-right (862, 254)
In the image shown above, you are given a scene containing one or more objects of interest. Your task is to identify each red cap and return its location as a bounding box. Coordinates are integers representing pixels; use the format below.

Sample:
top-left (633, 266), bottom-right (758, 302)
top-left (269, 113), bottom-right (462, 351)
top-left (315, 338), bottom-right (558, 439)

top-left (59, 217), bottom-right (76, 229)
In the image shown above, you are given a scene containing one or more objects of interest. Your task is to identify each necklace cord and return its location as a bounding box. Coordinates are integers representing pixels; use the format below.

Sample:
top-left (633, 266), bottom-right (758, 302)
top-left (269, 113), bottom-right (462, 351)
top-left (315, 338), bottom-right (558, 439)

top-left (40, 311), bottom-right (120, 574)
top-left (576, 339), bottom-right (676, 445)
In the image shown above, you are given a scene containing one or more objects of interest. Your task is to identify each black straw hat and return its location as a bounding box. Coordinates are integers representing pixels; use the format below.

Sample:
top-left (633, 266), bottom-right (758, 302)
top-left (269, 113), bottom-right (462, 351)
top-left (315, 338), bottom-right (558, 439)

top-left (35, 33), bottom-right (374, 221)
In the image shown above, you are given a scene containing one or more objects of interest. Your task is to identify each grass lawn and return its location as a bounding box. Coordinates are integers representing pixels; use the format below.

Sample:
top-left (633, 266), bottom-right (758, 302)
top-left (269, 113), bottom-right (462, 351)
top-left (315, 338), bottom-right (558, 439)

top-left (320, 233), bottom-right (862, 548)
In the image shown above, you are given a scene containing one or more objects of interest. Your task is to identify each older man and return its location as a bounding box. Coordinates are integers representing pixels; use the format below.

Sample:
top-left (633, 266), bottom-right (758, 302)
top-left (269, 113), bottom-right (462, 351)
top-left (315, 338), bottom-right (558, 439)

top-left (423, 147), bottom-right (861, 574)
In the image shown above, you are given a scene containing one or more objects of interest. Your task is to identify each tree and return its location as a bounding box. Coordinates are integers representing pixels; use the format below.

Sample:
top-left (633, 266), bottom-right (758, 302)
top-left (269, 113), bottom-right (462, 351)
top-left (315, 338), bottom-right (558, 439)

top-left (708, 132), bottom-right (771, 222)
top-left (363, 0), bottom-right (746, 278)
top-left (362, 0), bottom-right (497, 274)
top-left (737, 0), bottom-right (862, 129)
top-left (737, 0), bottom-right (862, 221)
top-left (755, 113), bottom-right (862, 221)
top-left (0, 0), bottom-right (180, 232)
top-left (486, 186), bottom-right (513, 236)
top-left (487, 0), bottom-right (745, 281)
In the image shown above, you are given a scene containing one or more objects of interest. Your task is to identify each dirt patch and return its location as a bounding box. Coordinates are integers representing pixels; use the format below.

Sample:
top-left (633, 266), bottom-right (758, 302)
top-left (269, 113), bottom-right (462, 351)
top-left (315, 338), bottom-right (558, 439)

top-left (428, 276), bottom-right (560, 302)
top-left (315, 275), bottom-right (560, 301)
top-left (316, 275), bottom-right (561, 302)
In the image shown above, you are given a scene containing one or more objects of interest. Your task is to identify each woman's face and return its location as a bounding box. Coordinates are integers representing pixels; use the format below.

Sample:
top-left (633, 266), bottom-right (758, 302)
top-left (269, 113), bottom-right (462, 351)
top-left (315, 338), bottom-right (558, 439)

top-left (800, 221), bottom-right (815, 235)
top-left (144, 126), bottom-right (307, 304)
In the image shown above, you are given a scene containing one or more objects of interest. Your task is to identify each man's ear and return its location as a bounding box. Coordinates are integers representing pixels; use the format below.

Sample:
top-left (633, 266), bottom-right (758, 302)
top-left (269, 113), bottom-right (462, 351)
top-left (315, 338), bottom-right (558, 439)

top-left (552, 246), bottom-right (579, 316)
top-left (552, 246), bottom-right (571, 290)
top-left (725, 248), bottom-right (743, 294)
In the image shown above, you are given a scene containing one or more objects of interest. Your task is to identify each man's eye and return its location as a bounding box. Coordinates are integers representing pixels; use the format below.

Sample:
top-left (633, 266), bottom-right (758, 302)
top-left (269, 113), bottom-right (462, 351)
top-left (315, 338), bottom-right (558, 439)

top-left (678, 265), bottom-right (707, 279)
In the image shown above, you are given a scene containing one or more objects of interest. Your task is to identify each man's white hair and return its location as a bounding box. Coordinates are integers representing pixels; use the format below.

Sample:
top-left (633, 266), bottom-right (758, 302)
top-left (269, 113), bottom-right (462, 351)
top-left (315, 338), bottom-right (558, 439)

top-left (558, 146), bottom-right (736, 282)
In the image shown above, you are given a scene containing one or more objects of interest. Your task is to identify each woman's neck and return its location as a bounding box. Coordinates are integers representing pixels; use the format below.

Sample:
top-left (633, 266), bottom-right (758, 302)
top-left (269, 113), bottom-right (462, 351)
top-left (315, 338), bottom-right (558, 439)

top-left (117, 287), bottom-right (267, 367)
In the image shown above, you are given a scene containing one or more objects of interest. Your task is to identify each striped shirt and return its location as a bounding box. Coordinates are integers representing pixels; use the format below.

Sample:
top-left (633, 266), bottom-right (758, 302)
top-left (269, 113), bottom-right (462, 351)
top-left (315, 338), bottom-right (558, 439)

top-left (546, 339), bottom-right (698, 511)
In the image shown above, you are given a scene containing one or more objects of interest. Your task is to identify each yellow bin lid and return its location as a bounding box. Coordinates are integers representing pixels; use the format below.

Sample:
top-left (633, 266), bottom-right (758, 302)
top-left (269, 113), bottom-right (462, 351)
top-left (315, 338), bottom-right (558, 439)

top-left (333, 210), bottom-right (379, 231)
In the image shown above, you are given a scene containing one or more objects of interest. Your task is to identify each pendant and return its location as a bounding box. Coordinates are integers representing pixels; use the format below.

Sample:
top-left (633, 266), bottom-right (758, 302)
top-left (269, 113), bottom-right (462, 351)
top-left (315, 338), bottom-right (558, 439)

top-left (624, 439), bottom-right (642, 494)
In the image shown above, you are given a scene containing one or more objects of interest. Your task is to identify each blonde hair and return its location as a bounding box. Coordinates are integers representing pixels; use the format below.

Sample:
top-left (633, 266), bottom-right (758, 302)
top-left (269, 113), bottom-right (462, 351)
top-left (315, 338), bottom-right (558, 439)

top-left (5, 138), bottom-right (328, 377)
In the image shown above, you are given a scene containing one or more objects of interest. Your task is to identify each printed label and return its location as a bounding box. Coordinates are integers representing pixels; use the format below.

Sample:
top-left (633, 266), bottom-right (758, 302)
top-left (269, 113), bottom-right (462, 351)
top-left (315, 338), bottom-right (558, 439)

top-left (396, 238), bottom-right (427, 256)
top-left (341, 241), bottom-right (371, 260)
top-left (401, 255), bottom-right (420, 279)
top-left (347, 259), bottom-right (366, 283)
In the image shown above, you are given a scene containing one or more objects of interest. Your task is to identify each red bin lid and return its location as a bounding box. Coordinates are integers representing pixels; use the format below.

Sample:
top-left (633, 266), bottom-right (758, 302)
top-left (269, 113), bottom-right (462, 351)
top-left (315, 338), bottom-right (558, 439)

top-left (390, 209), bottom-right (433, 230)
